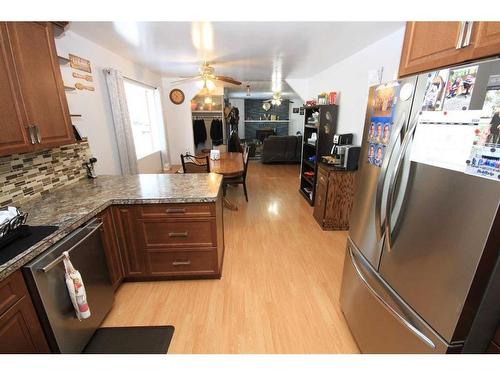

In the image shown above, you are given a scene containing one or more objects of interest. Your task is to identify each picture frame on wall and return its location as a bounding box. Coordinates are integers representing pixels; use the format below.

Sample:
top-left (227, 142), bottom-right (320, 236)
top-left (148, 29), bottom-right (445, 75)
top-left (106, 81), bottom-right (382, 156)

top-left (293, 107), bottom-right (299, 114)
top-left (299, 107), bottom-right (305, 115)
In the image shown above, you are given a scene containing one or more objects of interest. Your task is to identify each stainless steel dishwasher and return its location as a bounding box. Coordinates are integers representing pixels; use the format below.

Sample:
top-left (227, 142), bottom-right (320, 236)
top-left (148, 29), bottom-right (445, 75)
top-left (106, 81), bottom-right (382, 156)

top-left (23, 218), bottom-right (114, 353)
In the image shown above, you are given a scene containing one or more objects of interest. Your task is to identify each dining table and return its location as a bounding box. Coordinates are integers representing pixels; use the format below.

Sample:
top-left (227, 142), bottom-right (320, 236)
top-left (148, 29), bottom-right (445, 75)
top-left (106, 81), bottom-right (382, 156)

top-left (209, 151), bottom-right (244, 211)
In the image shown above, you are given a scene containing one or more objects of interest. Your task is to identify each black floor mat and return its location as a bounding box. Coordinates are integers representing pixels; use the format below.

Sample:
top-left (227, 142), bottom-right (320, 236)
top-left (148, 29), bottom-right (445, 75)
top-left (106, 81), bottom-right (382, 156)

top-left (83, 326), bottom-right (174, 354)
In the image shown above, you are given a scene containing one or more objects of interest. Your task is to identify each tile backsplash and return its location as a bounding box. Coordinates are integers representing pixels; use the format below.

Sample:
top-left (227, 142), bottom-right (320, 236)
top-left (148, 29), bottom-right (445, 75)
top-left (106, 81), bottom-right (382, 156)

top-left (0, 141), bottom-right (91, 208)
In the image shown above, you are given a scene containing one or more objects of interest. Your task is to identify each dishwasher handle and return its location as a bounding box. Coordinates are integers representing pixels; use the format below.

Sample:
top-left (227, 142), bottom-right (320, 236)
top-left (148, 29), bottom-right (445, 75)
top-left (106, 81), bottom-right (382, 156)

top-left (39, 221), bottom-right (103, 273)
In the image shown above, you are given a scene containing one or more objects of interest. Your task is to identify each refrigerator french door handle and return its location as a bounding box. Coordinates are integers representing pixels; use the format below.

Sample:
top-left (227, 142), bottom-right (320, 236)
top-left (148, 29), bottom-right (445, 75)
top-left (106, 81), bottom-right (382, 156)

top-left (348, 246), bottom-right (436, 349)
top-left (375, 112), bottom-right (407, 239)
top-left (384, 116), bottom-right (419, 251)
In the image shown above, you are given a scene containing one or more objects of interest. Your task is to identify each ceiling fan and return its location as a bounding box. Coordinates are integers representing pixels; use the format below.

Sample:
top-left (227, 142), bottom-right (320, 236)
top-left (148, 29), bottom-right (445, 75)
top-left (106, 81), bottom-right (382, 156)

top-left (172, 61), bottom-right (242, 91)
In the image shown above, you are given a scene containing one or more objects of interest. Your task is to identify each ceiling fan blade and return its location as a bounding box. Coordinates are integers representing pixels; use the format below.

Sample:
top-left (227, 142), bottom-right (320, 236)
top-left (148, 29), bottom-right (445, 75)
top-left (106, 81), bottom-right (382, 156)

top-left (170, 76), bottom-right (201, 84)
top-left (215, 76), bottom-right (242, 85)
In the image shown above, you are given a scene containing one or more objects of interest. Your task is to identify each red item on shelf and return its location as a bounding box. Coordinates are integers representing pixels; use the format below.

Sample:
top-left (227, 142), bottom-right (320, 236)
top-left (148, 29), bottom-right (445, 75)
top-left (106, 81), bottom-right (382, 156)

top-left (329, 91), bottom-right (337, 105)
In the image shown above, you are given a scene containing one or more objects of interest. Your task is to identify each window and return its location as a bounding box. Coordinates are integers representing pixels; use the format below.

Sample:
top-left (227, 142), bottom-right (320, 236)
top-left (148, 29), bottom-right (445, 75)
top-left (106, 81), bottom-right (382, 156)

top-left (123, 79), bottom-right (163, 159)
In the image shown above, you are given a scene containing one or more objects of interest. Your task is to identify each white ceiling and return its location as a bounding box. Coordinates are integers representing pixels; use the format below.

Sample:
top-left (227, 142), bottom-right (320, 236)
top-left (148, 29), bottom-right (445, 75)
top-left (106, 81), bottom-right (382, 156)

top-left (68, 22), bottom-right (403, 82)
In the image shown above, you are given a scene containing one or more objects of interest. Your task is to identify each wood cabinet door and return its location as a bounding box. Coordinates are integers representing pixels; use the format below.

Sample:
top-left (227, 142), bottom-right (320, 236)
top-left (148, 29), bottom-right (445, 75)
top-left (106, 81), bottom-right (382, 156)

top-left (0, 296), bottom-right (50, 353)
top-left (313, 171), bottom-right (328, 224)
top-left (0, 23), bottom-right (32, 156)
top-left (98, 209), bottom-right (124, 290)
top-left (112, 206), bottom-right (145, 277)
top-left (6, 22), bottom-right (74, 149)
top-left (399, 22), bottom-right (474, 77)
top-left (471, 22), bottom-right (500, 60)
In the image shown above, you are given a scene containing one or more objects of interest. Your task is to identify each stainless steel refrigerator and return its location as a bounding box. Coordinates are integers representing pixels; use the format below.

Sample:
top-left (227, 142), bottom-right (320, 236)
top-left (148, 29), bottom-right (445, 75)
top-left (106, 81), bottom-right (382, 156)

top-left (340, 57), bottom-right (500, 353)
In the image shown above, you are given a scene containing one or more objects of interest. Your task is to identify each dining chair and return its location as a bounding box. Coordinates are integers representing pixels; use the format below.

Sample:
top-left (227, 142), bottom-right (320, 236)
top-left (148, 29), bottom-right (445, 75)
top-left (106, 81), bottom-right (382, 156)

top-left (223, 145), bottom-right (250, 201)
top-left (180, 153), bottom-right (210, 173)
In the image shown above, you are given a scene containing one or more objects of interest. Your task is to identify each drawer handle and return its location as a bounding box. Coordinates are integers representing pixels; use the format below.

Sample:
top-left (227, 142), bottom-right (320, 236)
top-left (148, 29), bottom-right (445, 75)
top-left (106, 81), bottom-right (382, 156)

top-left (172, 260), bottom-right (191, 266)
top-left (168, 231), bottom-right (188, 237)
top-left (166, 208), bottom-right (186, 214)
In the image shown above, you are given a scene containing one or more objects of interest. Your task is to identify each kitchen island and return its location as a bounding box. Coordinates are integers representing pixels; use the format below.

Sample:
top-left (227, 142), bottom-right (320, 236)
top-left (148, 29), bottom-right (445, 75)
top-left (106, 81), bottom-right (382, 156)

top-left (0, 173), bottom-right (224, 282)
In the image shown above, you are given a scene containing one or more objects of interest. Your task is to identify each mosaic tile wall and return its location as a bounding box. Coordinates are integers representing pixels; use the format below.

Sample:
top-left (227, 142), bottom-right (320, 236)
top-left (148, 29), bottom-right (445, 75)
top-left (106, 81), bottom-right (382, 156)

top-left (0, 141), bottom-right (91, 208)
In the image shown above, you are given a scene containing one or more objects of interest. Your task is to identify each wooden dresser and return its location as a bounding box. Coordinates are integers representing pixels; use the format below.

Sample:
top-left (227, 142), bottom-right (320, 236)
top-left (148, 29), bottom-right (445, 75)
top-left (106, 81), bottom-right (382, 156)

top-left (313, 163), bottom-right (356, 231)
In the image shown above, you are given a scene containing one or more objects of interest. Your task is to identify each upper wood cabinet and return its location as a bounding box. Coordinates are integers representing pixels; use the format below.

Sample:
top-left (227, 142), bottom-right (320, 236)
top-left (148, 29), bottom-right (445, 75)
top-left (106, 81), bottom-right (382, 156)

top-left (0, 22), bottom-right (74, 157)
top-left (399, 21), bottom-right (500, 77)
top-left (472, 22), bottom-right (500, 59)
top-left (0, 24), bottom-right (32, 156)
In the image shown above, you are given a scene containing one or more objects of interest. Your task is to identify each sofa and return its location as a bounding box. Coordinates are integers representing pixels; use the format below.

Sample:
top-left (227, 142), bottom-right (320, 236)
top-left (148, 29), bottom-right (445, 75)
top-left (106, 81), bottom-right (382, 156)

top-left (261, 135), bottom-right (302, 164)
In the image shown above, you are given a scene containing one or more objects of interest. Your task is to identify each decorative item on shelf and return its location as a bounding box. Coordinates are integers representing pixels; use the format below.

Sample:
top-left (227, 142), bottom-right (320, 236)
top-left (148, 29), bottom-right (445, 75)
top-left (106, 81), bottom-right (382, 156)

top-left (328, 91), bottom-right (338, 105)
top-left (262, 102), bottom-right (271, 111)
top-left (305, 100), bottom-right (316, 107)
top-left (75, 83), bottom-right (95, 91)
top-left (69, 54), bottom-right (92, 73)
top-left (307, 132), bottom-right (317, 145)
top-left (72, 72), bottom-right (93, 82)
top-left (317, 92), bottom-right (328, 105)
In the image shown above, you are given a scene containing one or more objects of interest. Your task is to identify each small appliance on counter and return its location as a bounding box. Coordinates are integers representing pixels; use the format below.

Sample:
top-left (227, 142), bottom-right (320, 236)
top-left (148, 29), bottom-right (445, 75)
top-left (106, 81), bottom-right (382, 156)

top-left (85, 157), bottom-right (98, 179)
top-left (327, 133), bottom-right (359, 170)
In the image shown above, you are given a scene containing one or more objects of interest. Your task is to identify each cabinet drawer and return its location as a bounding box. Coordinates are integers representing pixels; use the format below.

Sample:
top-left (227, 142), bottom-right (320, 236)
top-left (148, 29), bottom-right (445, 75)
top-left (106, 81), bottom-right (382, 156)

top-left (0, 271), bottom-right (27, 317)
top-left (138, 203), bottom-right (215, 218)
top-left (146, 249), bottom-right (218, 276)
top-left (139, 218), bottom-right (217, 248)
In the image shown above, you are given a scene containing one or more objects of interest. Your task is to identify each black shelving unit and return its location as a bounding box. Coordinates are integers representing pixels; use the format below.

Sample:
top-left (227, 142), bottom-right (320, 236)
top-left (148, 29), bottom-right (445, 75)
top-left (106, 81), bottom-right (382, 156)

top-left (299, 104), bottom-right (338, 205)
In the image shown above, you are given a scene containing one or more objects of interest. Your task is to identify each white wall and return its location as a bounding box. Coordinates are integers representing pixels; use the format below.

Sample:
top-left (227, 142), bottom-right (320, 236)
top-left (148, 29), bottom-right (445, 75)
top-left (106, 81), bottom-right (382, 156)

top-left (228, 98), bottom-right (245, 139)
top-left (55, 30), bottom-right (165, 175)
top-left (161, 78), bottom-right (198, 165)
top-left (305, 28), bottom-right (405, 144)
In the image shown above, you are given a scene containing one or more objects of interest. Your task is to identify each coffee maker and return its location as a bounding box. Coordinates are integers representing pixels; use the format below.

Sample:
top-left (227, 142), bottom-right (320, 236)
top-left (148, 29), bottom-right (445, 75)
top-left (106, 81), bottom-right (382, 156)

top-left (330, 133), bottom-right (353, 166)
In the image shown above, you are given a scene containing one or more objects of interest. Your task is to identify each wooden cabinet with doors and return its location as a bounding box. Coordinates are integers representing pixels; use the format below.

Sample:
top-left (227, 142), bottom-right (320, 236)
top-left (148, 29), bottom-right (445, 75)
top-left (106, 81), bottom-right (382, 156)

top-left (0, 22), bottom-right (74, 157)
top-left (399, 21), bottom-right (500, 77)
top-left (0, 270), bottom-right (50, 354)
top-left (110, 198), bottom-right (224, 280)
top-left (0, 23), bottom-right (32, 156)
top-left (98, 208), bottom-right (125, 290)
top-left (112, 205), bottom-right (146, 278)
top-left (313, 164), bottom-right (356, 231)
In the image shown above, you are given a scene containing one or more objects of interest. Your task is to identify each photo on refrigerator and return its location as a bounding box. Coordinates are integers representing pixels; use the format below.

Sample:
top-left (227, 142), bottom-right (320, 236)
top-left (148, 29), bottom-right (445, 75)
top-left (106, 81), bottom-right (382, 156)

top-left (442, 65), bottom-right (478, 111)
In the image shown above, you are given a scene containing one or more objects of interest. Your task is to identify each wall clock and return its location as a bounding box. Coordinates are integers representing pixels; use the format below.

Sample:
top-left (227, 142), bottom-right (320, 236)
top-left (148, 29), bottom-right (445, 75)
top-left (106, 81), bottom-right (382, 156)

top-left (169, 89), bottom-right (185, 105)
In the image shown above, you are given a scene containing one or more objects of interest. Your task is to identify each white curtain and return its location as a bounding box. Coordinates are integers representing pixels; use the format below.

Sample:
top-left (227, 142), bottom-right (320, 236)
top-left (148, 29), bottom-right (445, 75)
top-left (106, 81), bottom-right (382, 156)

top-left (104, 68), bottom-right (138, 175)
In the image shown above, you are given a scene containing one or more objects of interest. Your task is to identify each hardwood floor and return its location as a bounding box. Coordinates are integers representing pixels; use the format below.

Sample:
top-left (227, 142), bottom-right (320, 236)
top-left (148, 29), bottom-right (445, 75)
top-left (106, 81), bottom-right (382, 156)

top-left (102, 161), bottom-right (359, 353)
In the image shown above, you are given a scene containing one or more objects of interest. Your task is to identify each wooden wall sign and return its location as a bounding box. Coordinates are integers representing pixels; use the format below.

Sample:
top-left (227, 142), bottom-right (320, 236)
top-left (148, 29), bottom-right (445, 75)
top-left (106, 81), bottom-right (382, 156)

top-left (75, 83), bottom-right (95, 91)
top-left (72, 72), bottom-right (93, 82)
top-left (69, 53), bottom-right (92, 73)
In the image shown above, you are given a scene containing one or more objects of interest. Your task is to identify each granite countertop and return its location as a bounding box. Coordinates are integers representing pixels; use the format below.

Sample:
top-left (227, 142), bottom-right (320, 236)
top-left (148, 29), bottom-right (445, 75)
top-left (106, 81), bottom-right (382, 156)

top-left (0, 173), bottom-right (223, 281)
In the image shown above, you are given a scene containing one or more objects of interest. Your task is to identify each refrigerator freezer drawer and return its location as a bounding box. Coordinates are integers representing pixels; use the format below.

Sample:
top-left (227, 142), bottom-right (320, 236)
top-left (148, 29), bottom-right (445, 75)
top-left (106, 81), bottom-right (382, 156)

top-left (340, 237), bottom-right (461, 353)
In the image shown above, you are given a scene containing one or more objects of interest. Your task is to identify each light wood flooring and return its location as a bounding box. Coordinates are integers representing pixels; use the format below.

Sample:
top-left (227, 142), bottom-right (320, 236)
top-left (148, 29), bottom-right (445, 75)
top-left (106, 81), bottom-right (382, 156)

top-left (102, 161), bottom-right (359, 353)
